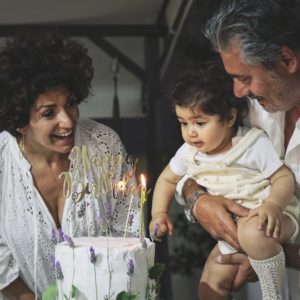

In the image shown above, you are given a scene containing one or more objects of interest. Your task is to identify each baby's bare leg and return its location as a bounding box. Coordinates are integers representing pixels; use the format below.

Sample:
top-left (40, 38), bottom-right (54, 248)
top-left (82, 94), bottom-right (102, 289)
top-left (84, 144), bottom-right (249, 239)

top-left (237, 215), bottom-right (294, 300)
top-left (199, 245), bottom-right (238, 300)
top-left (237, 215), bottom-right (294, 259)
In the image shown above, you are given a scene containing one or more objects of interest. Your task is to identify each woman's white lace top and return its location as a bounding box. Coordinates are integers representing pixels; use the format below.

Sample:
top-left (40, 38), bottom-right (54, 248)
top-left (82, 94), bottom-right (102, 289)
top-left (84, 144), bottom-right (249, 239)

top-left (0, 119), bottom-right (140, 297)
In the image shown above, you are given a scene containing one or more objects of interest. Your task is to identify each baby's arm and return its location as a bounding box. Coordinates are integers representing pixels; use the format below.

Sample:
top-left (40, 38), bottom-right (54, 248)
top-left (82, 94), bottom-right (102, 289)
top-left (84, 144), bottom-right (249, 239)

top-left (150, 164), bottom-right (182, 238)
top-left (248, 165), bottom-right (295, 239)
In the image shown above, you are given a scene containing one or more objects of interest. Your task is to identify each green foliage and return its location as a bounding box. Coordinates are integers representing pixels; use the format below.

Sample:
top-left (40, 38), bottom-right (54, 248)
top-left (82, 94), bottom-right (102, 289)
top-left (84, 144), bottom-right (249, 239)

top-left (148, 263), bottom-right (165, 280)
top-left (63, 285), bottom-right (78, 300)
top-left (169, 212), bottom-right (215, 275)
top-left (146, 280), bottom-right (162, 300)
top-left (146, 263), bottom-right (165, 299)
top-left (116, 291), bottom-right (139, 300)
top-left (42, 285), bottom-right (58, 300)
top-left (71, 285), bottom-right (78, 298)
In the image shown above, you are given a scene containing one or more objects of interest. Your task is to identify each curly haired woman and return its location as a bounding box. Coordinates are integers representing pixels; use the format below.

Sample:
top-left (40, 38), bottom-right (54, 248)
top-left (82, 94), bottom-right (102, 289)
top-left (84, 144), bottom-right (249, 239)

top-left (0, 29), bottom-right (139, 299)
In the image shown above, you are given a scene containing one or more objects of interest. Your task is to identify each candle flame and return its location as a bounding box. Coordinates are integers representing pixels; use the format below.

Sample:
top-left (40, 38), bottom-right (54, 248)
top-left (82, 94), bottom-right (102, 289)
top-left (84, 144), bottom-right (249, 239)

top-left (141, 174), bottom-right (146, 188)
top-left (117, 180), bottom-right (125, 192)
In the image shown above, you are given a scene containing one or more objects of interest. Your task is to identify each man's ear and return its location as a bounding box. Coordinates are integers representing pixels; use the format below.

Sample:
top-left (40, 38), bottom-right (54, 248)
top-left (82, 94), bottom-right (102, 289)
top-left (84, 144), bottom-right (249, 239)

top-left (278, 46), bottom-right (298, 74)
top-left (227, 108), bottom-right (237, 128)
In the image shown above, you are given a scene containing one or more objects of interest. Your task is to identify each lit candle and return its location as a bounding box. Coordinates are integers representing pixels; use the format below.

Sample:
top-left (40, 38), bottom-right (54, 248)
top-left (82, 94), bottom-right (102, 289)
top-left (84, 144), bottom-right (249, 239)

top-left (139, 174), bottom-right (147, 240)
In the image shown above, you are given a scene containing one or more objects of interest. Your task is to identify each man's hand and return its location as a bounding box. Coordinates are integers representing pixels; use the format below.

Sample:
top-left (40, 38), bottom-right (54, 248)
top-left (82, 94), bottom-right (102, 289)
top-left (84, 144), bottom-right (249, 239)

top-left (193, 194), bottom-right (249, 250)
top-left (216, 252), bottom-right (258, 290)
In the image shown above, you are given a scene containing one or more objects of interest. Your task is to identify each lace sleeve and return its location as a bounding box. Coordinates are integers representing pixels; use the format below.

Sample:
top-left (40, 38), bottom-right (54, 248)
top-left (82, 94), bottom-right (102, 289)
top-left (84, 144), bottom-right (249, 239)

top-left (0, 237), bottom-right (19, 290)
top-left (0, 147), bottom-right (19, 289)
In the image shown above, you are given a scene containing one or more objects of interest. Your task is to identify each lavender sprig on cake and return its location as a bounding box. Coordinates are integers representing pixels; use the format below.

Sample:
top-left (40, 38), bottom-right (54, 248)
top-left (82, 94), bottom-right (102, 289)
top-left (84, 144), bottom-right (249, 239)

top-left (89, 246), bottom-right (97, 264)
top-left (55, 261), bottom-right (64, 280)
top-left (127, 259), bottom-right (134, 276)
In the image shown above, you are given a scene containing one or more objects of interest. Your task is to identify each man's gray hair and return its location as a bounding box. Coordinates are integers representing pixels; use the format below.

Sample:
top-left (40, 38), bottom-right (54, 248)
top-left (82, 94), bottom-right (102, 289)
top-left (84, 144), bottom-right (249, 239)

top-left (204, 0), bottom-right (300, 69)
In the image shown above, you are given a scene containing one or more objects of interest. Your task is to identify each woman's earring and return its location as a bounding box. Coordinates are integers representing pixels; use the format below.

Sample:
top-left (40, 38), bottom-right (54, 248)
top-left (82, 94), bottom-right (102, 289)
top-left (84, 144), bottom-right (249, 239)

top-left (19, 134), bottom-right (25, 159)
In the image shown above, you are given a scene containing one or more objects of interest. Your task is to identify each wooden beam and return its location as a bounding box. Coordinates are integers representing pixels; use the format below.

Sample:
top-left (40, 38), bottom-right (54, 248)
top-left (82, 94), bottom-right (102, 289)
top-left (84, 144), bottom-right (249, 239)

top-left (0, 24), bottom-right (168, 37)
top-left (144, 35), bottom-right (160, 224)
top-left (156, 0), bottom-right (170, 25)
top-left (89, 36), bottom-right (146, 81)
top-left (160, 0), bottom-right (194, 79)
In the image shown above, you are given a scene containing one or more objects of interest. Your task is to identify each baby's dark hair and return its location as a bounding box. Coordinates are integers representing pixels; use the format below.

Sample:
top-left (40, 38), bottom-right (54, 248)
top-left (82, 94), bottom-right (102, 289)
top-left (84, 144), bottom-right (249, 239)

top-left (171, 61), bottom-right (248, 128)
top-left (0, 28), bottom-right (94, 136)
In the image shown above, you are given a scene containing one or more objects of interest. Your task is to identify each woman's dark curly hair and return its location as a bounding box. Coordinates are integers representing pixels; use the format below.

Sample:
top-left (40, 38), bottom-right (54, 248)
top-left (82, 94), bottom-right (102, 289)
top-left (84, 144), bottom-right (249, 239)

top-left (171, 60), bottom-right (248, 129)
top-left (0, 28), bottom-right (94, 136)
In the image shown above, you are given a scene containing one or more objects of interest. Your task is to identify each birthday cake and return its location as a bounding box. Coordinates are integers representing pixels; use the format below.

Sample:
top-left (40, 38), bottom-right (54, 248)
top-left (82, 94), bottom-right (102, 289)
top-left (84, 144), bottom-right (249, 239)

top-left (54, 236), bottom-right (155, 300)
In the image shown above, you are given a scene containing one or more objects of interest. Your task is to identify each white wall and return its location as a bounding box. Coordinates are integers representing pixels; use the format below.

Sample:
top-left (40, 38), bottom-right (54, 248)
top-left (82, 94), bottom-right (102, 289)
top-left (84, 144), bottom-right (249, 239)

top-left (78, 37), bottom-right (145, 118)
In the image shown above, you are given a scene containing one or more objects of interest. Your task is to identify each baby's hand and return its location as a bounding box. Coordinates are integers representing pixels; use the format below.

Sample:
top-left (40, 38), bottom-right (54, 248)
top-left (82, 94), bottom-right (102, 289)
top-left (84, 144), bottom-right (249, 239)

top-left (247, 202), bottom-right (283, 239)
top-left (149, 212), bottom-right (173, 240)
